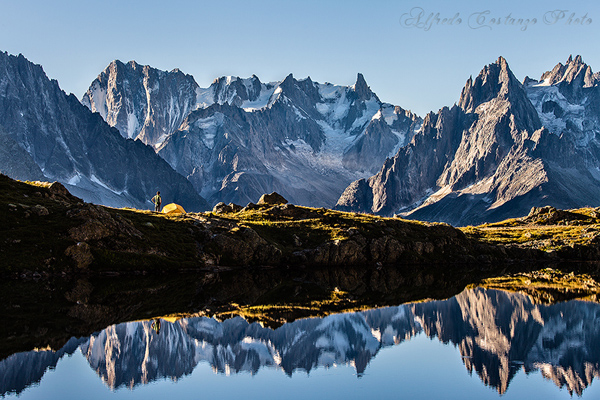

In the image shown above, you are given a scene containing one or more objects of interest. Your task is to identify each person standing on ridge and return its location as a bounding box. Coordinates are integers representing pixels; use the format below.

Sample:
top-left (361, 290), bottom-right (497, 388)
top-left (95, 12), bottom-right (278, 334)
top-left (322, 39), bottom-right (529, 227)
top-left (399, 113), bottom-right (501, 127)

top-left (151, 191), bottom-right (162, 212)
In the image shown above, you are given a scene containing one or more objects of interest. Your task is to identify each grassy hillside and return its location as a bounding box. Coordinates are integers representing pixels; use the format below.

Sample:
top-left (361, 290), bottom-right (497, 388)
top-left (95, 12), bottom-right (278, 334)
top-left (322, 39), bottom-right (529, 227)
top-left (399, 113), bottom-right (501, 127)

top-left (0, 173), bottom-right (540, 276)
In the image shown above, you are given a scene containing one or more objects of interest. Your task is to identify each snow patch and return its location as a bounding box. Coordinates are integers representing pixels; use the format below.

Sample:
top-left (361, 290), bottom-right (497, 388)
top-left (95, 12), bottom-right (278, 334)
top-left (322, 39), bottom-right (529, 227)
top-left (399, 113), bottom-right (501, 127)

top-left (88, 83), bottom-right (108, 119)
top-left (126, 113), bottom-right (139, 139)
top-left (292, 105), bottom-right (307, 120)
top-left (532, 78), bottom-right (552, 87)
top-left (240, 337), bottom-right (280, 366)
top-left (193, 113), bottom-right (225, 149)
top-left (350, 98), bottom-right (381, 131)
top-left (381, 104), bottom-right (400, 126)
top-left (315, 336), bottom-right (330, 348)
top-left (196, 87), bottom-right (215, 109)
top-left (389, 130), bottom-right (407, 158)
top-left (68, 173), bottom-right (81, 185)
top-left (371, 109), bottom-right (382, 121)
top-left (588, 166), bottom-right (600, 181)
top-left (315, 103), bottom-right (329, 115)
top-left (90, 174), bottom-right (125, 195)
top-left (267, 87), bottom-right (283, 107)
top-left (526, 84), bottom-right (593, 145)
top-left (242, 85), bottom-right (277, 111)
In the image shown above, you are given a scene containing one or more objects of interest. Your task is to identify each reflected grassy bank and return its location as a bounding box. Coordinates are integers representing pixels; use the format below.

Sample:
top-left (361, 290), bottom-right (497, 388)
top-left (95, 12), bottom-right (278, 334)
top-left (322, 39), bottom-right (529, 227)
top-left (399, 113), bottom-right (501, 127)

top-left (4, 261), bottom-right (600, 361)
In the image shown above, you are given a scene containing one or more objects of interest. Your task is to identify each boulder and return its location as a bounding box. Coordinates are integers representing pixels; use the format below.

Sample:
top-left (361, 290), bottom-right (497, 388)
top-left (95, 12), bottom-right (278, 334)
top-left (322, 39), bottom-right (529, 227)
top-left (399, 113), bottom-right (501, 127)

top-left (229, 203), bottom-right (243, 212)
top-left (212, 202), bottom-right (232, 214)
top-left (242, 202), bottom-right (260, 212)
top-left (257, 192), bottom-right (288, 205)
top-left (65, 242), bottom-right (94, 269)
top-left (525, 206), bottom-right (590, 225)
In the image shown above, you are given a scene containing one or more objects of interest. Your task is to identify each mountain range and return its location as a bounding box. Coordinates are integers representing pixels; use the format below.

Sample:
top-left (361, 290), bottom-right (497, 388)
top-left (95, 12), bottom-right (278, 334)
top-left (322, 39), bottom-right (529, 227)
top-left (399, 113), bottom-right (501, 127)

top-left (337, 55), bottom-right (600, 225)
top-left (2, 288), bottom-right (598, 396)
top-left (82, 61), bottom-right (420, 207)
top-left (2, 50), bottom-right (600, 224)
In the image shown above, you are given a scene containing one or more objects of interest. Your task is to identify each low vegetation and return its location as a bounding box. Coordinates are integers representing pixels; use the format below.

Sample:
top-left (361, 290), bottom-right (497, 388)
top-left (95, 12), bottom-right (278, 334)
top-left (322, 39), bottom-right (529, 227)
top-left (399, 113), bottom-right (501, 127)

top-left (460, 206), bottom-right (600, 254)
top-left (0, 174), bottom-right (506, 276)
top-left (3, 174), bottom-right (600, 277)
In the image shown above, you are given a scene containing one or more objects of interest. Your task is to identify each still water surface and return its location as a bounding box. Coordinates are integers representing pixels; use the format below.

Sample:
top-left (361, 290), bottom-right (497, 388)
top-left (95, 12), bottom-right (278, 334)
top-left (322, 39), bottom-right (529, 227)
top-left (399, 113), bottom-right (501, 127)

top-left (2, 288), bottom-right (600, 399)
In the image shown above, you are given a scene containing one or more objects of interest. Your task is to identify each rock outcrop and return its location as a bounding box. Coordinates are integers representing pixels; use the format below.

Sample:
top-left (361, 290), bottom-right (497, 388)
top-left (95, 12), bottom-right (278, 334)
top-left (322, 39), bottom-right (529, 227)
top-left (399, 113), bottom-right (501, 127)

top-left (257, 192), bottom-right (288, 205)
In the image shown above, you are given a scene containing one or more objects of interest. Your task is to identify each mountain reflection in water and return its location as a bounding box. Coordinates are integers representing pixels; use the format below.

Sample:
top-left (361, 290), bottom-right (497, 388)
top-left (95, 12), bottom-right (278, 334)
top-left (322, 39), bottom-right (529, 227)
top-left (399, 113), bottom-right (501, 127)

top-left (2, 288), bottom-right (600, 397)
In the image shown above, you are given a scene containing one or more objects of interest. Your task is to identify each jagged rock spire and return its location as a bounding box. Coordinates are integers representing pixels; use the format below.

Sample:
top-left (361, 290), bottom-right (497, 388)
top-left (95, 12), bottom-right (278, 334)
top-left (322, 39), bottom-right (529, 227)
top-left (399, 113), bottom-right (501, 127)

top-left (540, 55), bottom-right (595, 88)
top-left (459, 56), bottom-right (519, 113)
top-left (353, 73), bottom-right (373, 101)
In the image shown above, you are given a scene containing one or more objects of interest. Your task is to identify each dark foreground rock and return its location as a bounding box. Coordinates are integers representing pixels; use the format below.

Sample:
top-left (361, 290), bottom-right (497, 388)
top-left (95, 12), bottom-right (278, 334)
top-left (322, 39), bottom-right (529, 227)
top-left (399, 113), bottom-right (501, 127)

top-left (0, 175), bottom-right (526, 277)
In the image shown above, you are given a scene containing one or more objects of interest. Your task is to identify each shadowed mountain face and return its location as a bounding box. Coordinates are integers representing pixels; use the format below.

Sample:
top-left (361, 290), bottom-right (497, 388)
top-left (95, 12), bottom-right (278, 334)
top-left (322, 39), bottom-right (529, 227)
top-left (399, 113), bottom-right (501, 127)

top-left (3, 288), bottom-right (599, 396)
top-left (84, 63), bottom-right (422, 207)
top-left (337, 56), bottom-right (600, 226)
top-left (0, 52), bottom-right (208, 211)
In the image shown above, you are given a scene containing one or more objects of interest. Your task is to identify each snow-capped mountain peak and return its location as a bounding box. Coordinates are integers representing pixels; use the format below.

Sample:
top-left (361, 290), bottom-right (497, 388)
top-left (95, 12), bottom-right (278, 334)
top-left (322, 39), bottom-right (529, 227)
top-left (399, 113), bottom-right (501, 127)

top-left (82, 59), bottom-right (200, 146)
top-left (0, 52), bottom-right (206, 210)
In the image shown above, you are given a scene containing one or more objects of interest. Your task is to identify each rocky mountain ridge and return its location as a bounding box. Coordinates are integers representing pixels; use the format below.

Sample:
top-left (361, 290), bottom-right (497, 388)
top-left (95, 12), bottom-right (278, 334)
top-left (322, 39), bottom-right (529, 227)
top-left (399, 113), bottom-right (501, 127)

top-left (83, 62), bottom-right (422, 207)
top-left (337, 55), bottom-right (600, 225)
top-left (3, 49), bottom-right (600, 224)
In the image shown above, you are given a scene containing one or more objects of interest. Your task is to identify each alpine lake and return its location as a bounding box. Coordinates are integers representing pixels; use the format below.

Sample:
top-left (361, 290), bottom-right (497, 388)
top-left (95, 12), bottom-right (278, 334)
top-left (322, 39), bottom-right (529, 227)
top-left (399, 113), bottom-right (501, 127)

top-left (2, 263), bottom-right (600, 399)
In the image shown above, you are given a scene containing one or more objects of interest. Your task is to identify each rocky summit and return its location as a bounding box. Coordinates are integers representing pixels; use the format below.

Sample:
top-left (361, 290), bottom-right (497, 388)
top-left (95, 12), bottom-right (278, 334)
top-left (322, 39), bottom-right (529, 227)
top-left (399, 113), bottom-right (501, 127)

top-left (81, 60), bottom-right (199, 146)
top-left (337, 56), bottom-right (600, 226)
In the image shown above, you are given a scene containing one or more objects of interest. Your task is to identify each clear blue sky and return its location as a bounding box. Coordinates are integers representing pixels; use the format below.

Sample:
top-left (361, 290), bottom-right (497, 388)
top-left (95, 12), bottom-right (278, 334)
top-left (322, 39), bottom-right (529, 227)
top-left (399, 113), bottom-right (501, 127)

top-left (1, 0), bottom-right (598, 116)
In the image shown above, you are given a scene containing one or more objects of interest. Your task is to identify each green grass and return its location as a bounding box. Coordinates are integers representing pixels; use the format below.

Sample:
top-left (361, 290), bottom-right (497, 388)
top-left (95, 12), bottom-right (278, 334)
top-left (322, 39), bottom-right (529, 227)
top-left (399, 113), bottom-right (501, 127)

top-left (215, 205), bottom-right (455, 252)
top-left (460, 207), bottom-right (600, 252)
